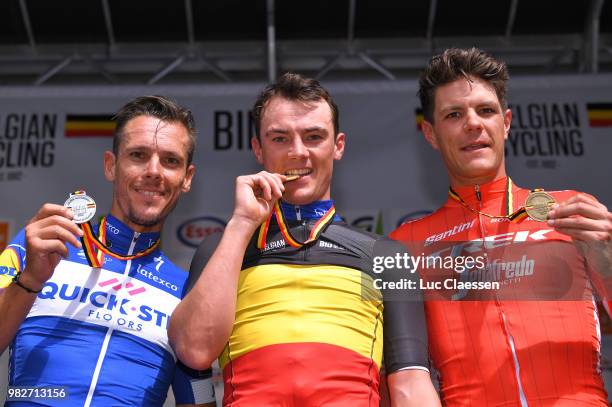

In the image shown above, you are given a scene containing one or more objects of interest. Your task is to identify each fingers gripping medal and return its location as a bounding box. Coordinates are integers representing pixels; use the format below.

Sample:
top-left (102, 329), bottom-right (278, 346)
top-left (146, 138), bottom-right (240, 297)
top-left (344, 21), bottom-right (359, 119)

top-left (525, 191), bottom-right (556, 222)
top-left (65, 191), bottom-right (102, 268)
top-left (64, 190), bottom-right (97, 224)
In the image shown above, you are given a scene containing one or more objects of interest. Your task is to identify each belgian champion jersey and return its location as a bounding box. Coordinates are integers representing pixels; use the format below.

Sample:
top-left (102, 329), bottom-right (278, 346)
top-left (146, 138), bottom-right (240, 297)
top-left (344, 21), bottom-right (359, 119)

top-left (189, 200), bottom-right (429, 406)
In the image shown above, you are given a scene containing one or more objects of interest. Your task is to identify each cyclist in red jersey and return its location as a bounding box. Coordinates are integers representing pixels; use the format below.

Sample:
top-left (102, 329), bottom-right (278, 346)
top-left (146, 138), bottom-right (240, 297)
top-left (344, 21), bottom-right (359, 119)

top-left (390, 48), bottom-right (612, 406)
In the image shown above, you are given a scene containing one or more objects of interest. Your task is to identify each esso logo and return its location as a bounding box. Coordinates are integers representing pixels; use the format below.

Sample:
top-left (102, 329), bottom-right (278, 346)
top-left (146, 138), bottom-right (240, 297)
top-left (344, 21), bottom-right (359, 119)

top-left (177, 217), bottom-right (227, 248)
top-left (396, 210), bottom-right (432, 228)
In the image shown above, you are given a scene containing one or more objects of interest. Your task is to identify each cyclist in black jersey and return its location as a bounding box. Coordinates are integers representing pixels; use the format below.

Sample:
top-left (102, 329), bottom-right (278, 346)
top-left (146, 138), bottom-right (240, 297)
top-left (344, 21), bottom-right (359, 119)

top-left (170, 73), bottom-right (440, 406)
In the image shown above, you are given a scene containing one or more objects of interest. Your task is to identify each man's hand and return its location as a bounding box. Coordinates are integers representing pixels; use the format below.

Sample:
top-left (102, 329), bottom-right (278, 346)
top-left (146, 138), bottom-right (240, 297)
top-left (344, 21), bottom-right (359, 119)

top-left (231, 171), bottom-right (286, 230)
top-left (22, 204), bottom-right (83, 291)
top-left (547, 193), bottom-right (612, 242)
top-left (170, 171), bottom-right (286, 369)
top-left (548, 194), bottom-right (612, 280)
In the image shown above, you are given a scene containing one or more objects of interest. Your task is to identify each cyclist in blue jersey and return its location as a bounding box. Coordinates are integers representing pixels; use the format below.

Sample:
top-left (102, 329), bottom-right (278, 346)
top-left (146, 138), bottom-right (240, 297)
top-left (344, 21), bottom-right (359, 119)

top-left (0, 96), bottom-right (215, 406)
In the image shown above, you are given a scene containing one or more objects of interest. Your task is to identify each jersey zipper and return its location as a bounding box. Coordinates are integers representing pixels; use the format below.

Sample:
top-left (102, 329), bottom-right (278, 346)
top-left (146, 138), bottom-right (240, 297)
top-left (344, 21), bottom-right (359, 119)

top-left (292, 205), bottom-right (307, 261)
top-left (84, 231), bottom-right (139, 407)
top-left (295, 205), bottom-right (301, 221)
top-left (474, 184), bottom-right (486, 238)
top-left (475, 183), bottom-right (528, 407)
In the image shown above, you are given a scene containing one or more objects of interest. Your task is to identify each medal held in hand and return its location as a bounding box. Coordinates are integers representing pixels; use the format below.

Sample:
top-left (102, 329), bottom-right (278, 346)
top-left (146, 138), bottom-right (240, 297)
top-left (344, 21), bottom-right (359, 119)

top-left (525, 190), bottom-right (556, 222)
top-left (64, 190), bottom-right (160, 268)
top-left (64, 190), bottom-right (97, 224)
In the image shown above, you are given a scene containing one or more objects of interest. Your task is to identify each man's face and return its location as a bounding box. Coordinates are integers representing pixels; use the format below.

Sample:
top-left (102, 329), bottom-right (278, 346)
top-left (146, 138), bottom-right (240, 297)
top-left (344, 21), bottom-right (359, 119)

top-left (422, 77), bottom-right (512, 186)
top-left (104, 115), bottom-right (195, 232)
top-left (252, 97), bottom-right (345, 205)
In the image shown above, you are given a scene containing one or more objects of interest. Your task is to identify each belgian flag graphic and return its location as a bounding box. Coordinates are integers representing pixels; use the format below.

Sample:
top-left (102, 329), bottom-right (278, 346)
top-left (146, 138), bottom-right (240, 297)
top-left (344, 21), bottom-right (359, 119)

top-left (65, 114), bottom-right (115, 137)
top-left (415, 108), bottom-right (424, 131)
top-left (586, 103), bottom-right (612, 127)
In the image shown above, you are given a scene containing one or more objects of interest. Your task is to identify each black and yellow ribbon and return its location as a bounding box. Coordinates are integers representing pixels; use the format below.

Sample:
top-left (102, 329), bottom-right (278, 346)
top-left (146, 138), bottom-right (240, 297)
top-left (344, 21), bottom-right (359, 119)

top-left (257, 201), bottom-right (336, 250)
top-left (448, 177), bottom-right (537, 223)
top-left (79, 216), bottom-right (160, 268)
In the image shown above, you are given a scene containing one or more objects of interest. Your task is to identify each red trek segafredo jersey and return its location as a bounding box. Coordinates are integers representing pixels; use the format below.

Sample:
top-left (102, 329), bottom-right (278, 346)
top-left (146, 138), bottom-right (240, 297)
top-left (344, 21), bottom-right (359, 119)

top-left (390, 177), bottom-right (608, 407)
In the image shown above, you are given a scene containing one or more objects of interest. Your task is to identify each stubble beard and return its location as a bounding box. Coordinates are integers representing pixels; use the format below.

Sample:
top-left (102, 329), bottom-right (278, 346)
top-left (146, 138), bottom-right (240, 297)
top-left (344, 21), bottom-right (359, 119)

top-left (126, 198), bottom-right (179, 229)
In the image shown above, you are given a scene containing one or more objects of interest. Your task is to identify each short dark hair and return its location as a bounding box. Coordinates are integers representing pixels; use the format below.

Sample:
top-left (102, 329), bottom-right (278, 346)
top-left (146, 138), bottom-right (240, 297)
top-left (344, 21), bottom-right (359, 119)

top-left (251, 72), bottom-right (339, 139)
top-left (113, 95), bottom-right (197, 165)
top-left (419, 47), bottom-right (509, 123)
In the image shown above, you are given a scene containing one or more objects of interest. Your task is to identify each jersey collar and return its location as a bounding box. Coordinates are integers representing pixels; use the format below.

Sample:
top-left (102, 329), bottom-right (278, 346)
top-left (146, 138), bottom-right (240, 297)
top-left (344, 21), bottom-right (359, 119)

top-left (449, 176), bottom-right (510, 207)
top-left (279, 200), bottom-right (342, 222)
top-left (101, 215), bottom-right (161, 256)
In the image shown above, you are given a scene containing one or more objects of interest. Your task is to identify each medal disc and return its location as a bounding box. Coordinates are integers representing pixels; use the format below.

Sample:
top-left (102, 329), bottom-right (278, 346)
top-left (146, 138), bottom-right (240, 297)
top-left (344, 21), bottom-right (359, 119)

top-left (525, 191), bottom-right (556, 222)
top-left (64, 191), bottom-right (97, 224)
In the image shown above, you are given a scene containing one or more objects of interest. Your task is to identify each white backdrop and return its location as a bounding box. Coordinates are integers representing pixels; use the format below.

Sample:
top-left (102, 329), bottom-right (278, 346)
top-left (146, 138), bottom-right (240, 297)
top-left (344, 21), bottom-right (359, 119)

top-left (1, 74), bottom-right (612, 404)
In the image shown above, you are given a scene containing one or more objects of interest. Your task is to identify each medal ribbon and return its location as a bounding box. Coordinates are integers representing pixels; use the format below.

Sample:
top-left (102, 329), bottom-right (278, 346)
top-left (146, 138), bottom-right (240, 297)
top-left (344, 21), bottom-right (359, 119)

top-left (256, 201), bottom-right (336, 249)
top-left (79, 216), bottom-right (161, 268)
top-left (448, 178), bottom-right (536, 223)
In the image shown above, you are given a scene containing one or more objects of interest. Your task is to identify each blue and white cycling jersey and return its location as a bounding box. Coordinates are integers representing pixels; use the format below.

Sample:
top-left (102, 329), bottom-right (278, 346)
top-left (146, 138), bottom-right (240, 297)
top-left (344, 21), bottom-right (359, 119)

top-left (0, 215), bottom-right (214, 406)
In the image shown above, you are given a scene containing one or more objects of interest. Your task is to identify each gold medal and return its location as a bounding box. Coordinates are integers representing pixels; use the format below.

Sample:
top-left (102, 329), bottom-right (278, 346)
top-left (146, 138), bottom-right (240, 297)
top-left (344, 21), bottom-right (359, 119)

top-left (525, 191), bottom-right (556, 222)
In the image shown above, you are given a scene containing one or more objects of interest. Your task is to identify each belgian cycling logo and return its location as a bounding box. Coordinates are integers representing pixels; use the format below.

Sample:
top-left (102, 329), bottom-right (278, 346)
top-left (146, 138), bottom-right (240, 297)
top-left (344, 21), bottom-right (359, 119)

top-left (99, 278), bottom-right (146, 296)
top-left (0, 113), bottom-right (57, 182)
top-left (505, 102), bottom-right (584, 169)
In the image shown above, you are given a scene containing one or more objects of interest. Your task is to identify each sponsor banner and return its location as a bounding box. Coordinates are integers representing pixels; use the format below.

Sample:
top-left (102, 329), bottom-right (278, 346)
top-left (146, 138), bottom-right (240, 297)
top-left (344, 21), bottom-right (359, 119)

top-left (176, 215), bottom-right (228, 249)
top-left (0, 75), bottom-right (609, 266)
top-left (162, 212), bottom-right (230, 270)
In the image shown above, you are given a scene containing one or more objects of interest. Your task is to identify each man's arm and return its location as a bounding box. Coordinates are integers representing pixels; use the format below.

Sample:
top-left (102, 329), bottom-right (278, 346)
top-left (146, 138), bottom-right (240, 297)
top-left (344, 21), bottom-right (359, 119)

top-left (387, 370), bottom-right (440, 407)
top-left (169, 172), bottom-right (286, 370)
top-left (384, 295), bottom-right (441, 407)
top-left (0, 204), bottom-right (81, 353)
top-left (379, 239), bottom-right (440, 406)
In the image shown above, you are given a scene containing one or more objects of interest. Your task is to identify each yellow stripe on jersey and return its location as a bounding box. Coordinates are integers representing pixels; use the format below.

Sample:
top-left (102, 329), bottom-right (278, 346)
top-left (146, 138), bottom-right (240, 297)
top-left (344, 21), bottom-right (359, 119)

top-left (219, 264), bottom-right (383, 370)
top-left (0, 248), bottom-right (21, 288)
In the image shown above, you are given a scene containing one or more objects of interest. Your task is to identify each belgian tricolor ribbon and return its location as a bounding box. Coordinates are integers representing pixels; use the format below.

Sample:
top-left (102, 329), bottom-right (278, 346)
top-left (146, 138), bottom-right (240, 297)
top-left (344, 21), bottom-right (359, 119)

top-left (448, 178), bottom-right (533, 223)
top-left (256, 201), bottom-right (336, 250)
top-left (79, 217), bottom-right (160, 268)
